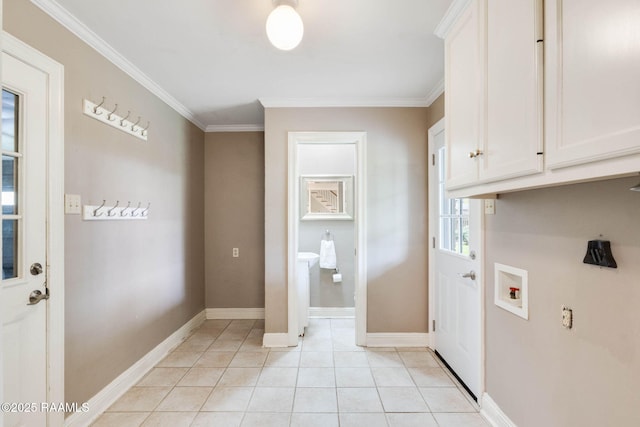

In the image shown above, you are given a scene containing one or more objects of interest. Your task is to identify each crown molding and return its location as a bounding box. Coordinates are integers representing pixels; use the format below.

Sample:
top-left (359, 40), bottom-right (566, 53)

top-left (434, 0), bottom-right (472, 39)
top-left (259, 97), bottom-right (433, 109)
top-left (424, 78), bottom-right (444, 106)
top-left (205, 124), bottom-right (265, 133)
top-left (30, 0), bottom-right (206, 131)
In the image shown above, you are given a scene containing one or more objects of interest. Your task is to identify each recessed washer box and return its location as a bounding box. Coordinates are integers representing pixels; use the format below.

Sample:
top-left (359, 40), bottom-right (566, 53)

top-left (494, 263), bottom-right (528, 320)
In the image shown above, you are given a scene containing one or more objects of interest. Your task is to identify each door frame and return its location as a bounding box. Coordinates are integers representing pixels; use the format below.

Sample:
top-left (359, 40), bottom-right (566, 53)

top-left (287, 132), bottom-right (367, 346)
top-left (427, 118), bottom-right (485, 401)
top-left (1, 31), bottom-right (65, 425)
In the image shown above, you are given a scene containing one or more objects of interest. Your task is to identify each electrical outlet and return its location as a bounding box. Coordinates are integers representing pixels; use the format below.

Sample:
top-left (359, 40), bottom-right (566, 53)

top-left (561, 305), bottom-right (573, 329)
top-left (484, 199), bottom-right (496, 215)
top-left (232, 248), bottom-right (239, 258)
top-left (64, 194), bottom-right (81, 214)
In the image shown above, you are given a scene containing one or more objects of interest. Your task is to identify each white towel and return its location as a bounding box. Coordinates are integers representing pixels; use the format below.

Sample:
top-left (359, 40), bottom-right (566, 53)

top-left (319, 239), bottom-right (337, 269)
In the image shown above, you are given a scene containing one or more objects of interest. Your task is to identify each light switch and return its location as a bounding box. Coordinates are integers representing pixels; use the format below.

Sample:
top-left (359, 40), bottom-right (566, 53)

top-left (65, 194), bottom-right (81, 214)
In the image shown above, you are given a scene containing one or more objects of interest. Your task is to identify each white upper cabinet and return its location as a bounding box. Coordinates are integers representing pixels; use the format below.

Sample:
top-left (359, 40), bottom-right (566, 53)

top-left (481, 0), bottom-right (543, 181)
top-left (545, 0), bottom-right (640, 169)
top-left (444, 0), bottom-right (543, 191)
top-left (445, 0), bottom-right (481, 189)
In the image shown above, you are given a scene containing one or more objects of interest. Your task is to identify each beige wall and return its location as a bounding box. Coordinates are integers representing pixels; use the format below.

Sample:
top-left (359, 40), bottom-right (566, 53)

top-left (485, 176), bottom-right (640, 426)
top-left (4, 0), bottom-right (205, 406)
top-left (264, 107), bottom-right (431, 333)
top-left (204, 132), bottom-right (265, 308)
top-left (426, 93), bottom-right (444, 129)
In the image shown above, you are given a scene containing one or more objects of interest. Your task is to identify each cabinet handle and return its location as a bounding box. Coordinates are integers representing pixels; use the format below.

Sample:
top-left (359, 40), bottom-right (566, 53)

top-left (468, 149), bottom-right (483, 158)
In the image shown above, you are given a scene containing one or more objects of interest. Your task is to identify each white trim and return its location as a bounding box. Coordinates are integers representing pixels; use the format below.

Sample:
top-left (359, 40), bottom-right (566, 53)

top-left (481, 393), bottom-right (518, 427)
top-left (206, 124), bottom-right (265, 133)
top-left (206, 308), bottom-right (265, 320)
top-left (434, 0), bottom-right (473, 39)
top-left (262, 333), bottom-right (290, 348)
top-left (64, 310), bottom-right (205, 427)
top-left (2, 31), bottom-right (66, 427)
top-left (260, 97), bottom-right (432, 108)
top-left (308, 307), bottom-right (355, 318)
top-left (424, 78), bottom-right (445, 107)
top-left (29, 0), bottom-right (206, 131)
top-left (366, 333), bottom-right (429, 348)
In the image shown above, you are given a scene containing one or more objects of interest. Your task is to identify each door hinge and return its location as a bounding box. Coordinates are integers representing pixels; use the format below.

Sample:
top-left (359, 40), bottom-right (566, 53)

top-left (432, 237), bottom-right (436, 249)
top-left (432, 320), bottom-right (436, 331)
top-left (432, 154), bottom-right (435, 166)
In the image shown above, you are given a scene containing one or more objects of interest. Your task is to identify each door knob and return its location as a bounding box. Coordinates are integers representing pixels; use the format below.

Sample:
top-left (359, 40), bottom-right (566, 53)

top-left (30, 263), bottom-right (43, 276)
top-left (468, 149), bottom-right (483, 159)
top-left (460, 271), bottom-right (476, 281)
top-left (27, 289), bottom-right (49, 305)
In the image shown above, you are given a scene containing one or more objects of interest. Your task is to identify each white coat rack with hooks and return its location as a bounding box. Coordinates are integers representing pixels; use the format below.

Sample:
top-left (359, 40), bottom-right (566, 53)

top-left (83, 97), bottom-right (149, 141)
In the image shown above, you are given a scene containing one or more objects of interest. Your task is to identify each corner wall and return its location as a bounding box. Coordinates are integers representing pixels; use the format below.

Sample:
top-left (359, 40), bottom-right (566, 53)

top-left (485, 176), bottom-right (640, 426)
top-left (204, 132), bottom-right (265, 309)
top-left (264, 107), bottom-right (431, 333)
top-left (4, 0), bottom-right (205, 406)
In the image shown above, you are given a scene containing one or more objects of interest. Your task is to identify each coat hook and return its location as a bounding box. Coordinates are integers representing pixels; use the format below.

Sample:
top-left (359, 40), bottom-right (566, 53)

top-left (120, 111), bottom-right (131, 127)
top-left (131, 202), bottom-right (142, 217)
top-left (120, 201), bottom-right (131, 217)
top-left (93, 199), bottom-right (106, 217)
top-left (141, 202), bottom-right (151, 216)
top-left (141, 121), bottom-right (150, 136)
top-left (93, 97), bottom-right (106, 115)
top-left (107, 103), bottom-right (118, 121)
top-left (107, 200), bottom-right (119, 217)
top-left (131, 116), bottom-right (141, 132)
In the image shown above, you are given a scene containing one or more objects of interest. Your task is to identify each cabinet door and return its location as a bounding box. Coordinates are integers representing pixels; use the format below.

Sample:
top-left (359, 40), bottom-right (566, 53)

top-left (480, 0), bottom-right (543, 181)
top-left (546, 0), bottom-right (640, 169)
top-left (445, 0), bottom-right (481, 190)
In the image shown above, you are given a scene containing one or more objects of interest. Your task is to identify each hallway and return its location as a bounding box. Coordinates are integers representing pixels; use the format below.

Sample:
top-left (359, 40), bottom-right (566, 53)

top-left (92, 318), bottom-right (488, 426)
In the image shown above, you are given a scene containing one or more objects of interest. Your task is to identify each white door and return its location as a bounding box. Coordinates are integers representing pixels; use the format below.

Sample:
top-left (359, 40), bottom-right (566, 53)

top-left (430, 121), bottom-right (482, 399)
top-left (1, 51), bottom-right (49, 427)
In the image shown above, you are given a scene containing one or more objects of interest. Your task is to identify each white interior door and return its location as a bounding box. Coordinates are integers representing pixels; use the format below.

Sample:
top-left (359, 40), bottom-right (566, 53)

top-left (430, 122), bottom-right (482, 399)
top-left (1, 51), bottom-right (49, 427)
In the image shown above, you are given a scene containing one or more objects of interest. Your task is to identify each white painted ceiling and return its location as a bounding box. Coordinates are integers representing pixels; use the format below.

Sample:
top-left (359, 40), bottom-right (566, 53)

top-left (46, 0), bottom-right (453, 130)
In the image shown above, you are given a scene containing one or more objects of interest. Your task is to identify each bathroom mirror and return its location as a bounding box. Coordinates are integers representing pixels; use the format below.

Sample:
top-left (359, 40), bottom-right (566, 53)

top-left (300, 175), bottom-right (354, 220)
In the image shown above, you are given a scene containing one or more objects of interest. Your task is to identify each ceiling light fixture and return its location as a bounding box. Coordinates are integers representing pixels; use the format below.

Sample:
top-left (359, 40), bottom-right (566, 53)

top-left (266, 0), bottom-right (304, 51)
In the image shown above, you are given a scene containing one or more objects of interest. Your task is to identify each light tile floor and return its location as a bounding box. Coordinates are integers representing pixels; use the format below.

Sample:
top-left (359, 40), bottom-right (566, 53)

top-left (92, 318), bottom-right (489, 427)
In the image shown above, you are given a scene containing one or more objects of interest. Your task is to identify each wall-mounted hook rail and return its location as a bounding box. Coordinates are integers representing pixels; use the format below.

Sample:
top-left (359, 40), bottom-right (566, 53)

top-left (83, 98), bottom-right (148, 141)
top-left (83, 200), bottom-right (150, 221)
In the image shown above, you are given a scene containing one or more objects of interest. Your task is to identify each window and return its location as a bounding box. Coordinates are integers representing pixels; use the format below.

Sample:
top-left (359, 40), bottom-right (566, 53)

top-left (2, 89), bottom-right (20, 279)
top-left (438, 147), bottom-right (470, 255)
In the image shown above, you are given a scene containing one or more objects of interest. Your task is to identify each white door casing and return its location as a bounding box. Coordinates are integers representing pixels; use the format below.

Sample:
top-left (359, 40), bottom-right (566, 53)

top-left (287, 132), bottom-right (367, 347)
top-left (428, 118), bottom-right (484, 399)
top-left (1, 32), bottom-right (64, 427)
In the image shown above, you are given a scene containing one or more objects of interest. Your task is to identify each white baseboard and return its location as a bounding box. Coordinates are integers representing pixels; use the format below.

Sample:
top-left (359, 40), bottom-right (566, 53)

top-left (366, 333), bottom-right (429, 347)
top-left (308, 307), bottom-right (355, 318)
top-left (263, 333), bottom-right (290, 348)
top-left (481, 393), bottom-right (517, 427)
top-left (64, 310), bottom-right (206, 427)
top-left (206, 307), bottom-right (265, 319)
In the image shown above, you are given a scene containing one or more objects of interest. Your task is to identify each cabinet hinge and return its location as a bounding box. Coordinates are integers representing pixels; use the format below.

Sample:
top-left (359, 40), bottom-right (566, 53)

top-left (432, 320), bottom-right (436, 331)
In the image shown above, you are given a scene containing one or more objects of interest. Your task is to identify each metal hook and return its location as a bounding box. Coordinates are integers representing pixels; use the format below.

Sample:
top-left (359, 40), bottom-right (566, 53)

top-left (120, 111), bottom-right (131, 127)
top-left (120, 201), bottom-right (131, 217)
top-left (131, 117), bottom-right (141, 132)
top-left (131, 202), bottom-right (142, 217)
top-left (141, 121), bottom-right (150, 136)
top-left (141, 202), bottom-right (151, 216)
top-left (93, 97), bottom-right (106, 115)
top-left (93, 199), bottom-right (106, 217)
top-left (107, 200), bottom-right (119, 217)
top-left (107, 103), bottom-right (118, 121)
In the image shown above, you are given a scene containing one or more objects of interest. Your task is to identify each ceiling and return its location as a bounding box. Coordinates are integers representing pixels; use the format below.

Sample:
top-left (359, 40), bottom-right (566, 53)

top-left (38, 0), bottom-right (453, 130)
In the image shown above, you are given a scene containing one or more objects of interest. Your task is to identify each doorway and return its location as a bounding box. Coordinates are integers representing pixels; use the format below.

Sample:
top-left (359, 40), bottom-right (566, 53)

top-left (287, 132), bottom-right (367, 346)
top-left (1, 33), bottom-right (65, 427)
top-left (428, 119), bottom-right (484, 400)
